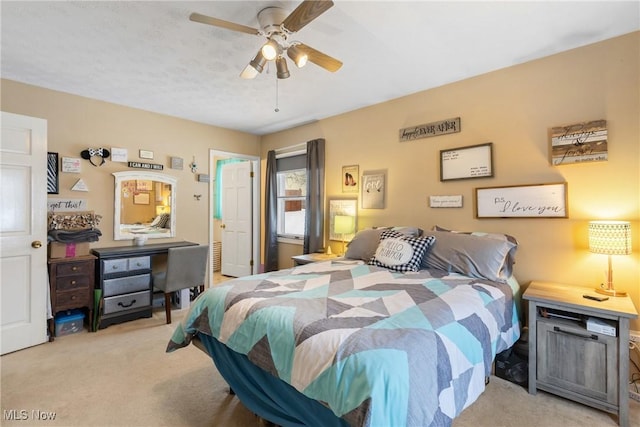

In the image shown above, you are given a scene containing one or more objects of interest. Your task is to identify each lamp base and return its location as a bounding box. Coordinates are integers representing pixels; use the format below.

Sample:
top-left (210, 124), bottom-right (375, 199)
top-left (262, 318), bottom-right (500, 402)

top-left (595, 287), bottom-right (627, 297)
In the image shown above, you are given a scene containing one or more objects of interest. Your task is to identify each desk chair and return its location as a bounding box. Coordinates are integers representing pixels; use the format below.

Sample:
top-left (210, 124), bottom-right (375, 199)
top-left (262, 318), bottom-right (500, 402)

top-left (152, 245), bottom-right (209, 324)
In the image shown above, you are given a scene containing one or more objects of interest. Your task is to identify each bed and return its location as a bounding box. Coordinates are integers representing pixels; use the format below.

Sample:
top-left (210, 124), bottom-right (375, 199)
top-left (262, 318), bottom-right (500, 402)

top-left (167, 227), bottom-right (521, 427)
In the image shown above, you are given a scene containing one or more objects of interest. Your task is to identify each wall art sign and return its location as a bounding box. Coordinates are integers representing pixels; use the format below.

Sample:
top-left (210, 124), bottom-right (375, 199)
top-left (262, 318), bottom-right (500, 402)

top-left (550, 119), bottom-right (607, 165)
top-left (361, 170), bottom-right (386, 209)
top-left (47, 198), bottom-right (87, 212)
top-left (128, 161), bottom-right (163, 170)
top-left (440, 142), bottom-right (493, 181)
top-left (170, 156), bottom-right (184, 170)
top-left (399, 117), bottom-right (460, 142)
top-left (47, 152), bottom-right (59, 194)
top-left (61, 157), bottom-right (82, 173)
top-left (139, 149), bottom-right (154, 160)
top-left (342, 164), bottom-right (359, 193)
top-left (475, 182), bottom-right (568, 218)
top-left (429, 195), bottom-right (463, 208)
top-left (111, 147), bottom-right (128, 163)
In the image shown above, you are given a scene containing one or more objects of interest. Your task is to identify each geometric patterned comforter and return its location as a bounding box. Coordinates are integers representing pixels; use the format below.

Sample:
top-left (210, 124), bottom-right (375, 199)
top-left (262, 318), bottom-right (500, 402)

top-left (167, 260), bottom-right (521, 427)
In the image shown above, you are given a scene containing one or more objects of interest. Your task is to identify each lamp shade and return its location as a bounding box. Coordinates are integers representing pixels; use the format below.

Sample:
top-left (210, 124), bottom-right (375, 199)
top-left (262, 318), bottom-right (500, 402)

top-left (334, 215), bottom-right (354, 235)
top-left (588, 221), bottom-right (631, 255)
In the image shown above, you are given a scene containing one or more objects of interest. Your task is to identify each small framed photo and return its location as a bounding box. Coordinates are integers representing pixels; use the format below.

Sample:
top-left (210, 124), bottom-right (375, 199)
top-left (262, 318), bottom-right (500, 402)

top-left (170, 156), bottom-right (184, 170)
top-left (342, 165), bottom-right (359, 193)
top-left (440, 143), bottom-right (493, 181)
top-left (361, 170), bottom-right (386, 209)
top-left (47, 152), bottom-right (59, 194)
top-left (133, 193), bottom-right (150, 205)
top-left (139, 150), bottom-right (154, 160)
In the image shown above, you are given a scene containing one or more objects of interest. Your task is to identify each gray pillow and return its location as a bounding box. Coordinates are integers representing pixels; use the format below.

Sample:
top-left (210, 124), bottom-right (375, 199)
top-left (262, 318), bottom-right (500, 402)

top-left (344, 226), bottom-right (424, 261)
top-left (421, 230), bottom-right (518, 282)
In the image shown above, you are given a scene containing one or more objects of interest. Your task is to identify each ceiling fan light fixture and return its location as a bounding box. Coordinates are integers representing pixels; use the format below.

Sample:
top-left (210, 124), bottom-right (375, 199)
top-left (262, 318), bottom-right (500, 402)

top-left (287, 45), bottom-right (308, 68)
top-left (276, 57), bottom-right (290, 79)
top-left (247, 50), bottom-right (268, 74)
top-left (261, 39), bottom-right (279, 61)
top-left (240, 64), bottom-right (259, 79)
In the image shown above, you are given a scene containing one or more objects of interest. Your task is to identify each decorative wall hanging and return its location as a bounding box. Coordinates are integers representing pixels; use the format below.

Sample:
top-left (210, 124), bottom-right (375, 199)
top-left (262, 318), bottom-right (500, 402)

top-left (550, 119), bottom-right (607, 165)
top-left (475, 182), bottom-right (568, 218)
top-left (128, 161), bottom-right (163, 170)
top-left (342, 165), bottom-right (359, 193)
top-left (71, 179), bottom-right (89, 192)
top-left (399, 117), bottom-right (461, 142)
top-left (440, 143), bottom-right (493, 181)
top-left (429, 195), bottom-right (463, 208)
top-left (361, 170), bottom-right (386, 209)
top-left (47, 198), bottom-right (88, 212)
top-left (133, 193), bottom-right (150, 205)
top-left (110, 147), bottom-right (128, 163)
top-left (139, 150), bottom-right (154, 160)
top-left (170, 156), bottom-right (184, 170)
top-left (61, 157), bottom-right (81, 173)
top-left (47, 152), bottom-right (59, 194)
top-left (80, 148), bottom-right (110, 167)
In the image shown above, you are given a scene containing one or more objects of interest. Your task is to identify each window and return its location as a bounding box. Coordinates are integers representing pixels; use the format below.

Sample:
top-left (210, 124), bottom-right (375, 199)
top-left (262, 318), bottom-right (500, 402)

top-left (276, 153), bottom-right (306, 240)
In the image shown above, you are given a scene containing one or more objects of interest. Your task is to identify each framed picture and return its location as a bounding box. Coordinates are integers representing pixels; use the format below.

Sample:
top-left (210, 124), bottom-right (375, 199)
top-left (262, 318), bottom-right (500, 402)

top-left (139, 149), bottom-right (154, 160)
top-left (136, 180), bottom-right (153, 191)
top-left (47, 152), bottom-right (59, 194)
top-left (342, 165), bottom-right (359, 193)
top-left (440, 143), bottom-right (493, 181)
top-left (361, 170), bottom-right (386, 209)
top-left (328, 198), bottom-right (357, 241)
top-left (133, 193), bottom-right (150, 205)
top-left (475, 182), bottom-right (568, 218)
top-left (549, 119), bottom-right (607, 165)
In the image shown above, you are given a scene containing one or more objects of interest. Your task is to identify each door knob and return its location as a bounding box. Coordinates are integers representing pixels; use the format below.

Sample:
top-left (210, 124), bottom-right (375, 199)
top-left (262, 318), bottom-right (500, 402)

top-left (31, 241), bottom-right (42, 248)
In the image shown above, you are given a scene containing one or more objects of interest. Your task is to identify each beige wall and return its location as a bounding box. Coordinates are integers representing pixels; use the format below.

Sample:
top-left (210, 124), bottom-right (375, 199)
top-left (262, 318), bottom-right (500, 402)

top-left (1, 79), bottom-right (260, 255)
top-left (262, 33), bottom-right (640, 328)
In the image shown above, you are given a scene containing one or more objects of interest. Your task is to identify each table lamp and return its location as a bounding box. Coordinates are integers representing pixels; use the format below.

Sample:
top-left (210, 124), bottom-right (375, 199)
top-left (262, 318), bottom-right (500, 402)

top-left (588, 220), bottom-right (631, 297)
top-left (334, 215), bottom-right (354, 255)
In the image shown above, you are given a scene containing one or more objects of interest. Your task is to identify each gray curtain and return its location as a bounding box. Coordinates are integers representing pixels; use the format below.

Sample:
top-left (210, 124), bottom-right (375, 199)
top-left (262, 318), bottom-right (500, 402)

top-left (304, 139), bottom-right (325, 254)
top-left (264, 150), bottom-right (279, 272)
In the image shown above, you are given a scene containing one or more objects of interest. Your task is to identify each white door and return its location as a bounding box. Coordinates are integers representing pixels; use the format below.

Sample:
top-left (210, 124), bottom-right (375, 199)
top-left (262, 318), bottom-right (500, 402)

top-left (221, 161), bottom-right (252, 277)
top-left (1, 111), bottom-right (49, 355)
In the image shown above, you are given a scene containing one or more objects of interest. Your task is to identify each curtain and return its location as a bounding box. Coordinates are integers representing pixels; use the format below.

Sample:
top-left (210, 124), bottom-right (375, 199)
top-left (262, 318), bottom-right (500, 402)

top-left (214, 158), bottom-right (243, 219)
top-left (264, 150), bottom-right (279, 272)
top-left (304, 139), bottom-right (325, 254)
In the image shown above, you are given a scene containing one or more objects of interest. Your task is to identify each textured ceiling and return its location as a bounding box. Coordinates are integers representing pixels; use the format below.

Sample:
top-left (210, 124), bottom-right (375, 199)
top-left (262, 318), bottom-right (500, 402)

top-left (2, 1), bottom-right (638, 135)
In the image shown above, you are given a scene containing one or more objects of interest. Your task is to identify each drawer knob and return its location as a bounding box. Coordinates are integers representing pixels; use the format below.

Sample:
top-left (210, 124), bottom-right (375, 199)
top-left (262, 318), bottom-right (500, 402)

top-left (71, 295), bottom-right (76, 300)
top-left (70, 280), bottom-right (76, 285)
top-left (71, 266), bottom-right (78, 271)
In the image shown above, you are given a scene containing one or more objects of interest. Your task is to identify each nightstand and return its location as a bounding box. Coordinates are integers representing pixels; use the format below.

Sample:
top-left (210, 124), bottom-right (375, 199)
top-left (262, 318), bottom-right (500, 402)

top-left (292, 253), bottom-right (339, 266)
top-left (524, 281), bottom-right (638, 427)
top-left (47, 255), bottom-right (96, 340)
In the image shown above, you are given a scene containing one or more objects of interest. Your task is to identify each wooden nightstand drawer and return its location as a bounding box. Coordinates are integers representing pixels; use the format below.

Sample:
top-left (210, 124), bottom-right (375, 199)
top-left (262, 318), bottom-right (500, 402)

top-left (55, 260), bottom-right (94, 277)
top-left (55, 289), bottom-right (92, 310)
top-left (56, 275), bottom-right (92, 291)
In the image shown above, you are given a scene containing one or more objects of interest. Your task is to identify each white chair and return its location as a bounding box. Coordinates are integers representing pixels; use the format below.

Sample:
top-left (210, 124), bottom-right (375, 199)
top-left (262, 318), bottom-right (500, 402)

top-left (152, 245), bottom-right (209, 324)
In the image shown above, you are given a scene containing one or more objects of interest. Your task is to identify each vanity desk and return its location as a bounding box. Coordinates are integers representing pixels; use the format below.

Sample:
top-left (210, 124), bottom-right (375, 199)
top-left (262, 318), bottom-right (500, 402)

top-left (91, 241), bottom-right (197, 329)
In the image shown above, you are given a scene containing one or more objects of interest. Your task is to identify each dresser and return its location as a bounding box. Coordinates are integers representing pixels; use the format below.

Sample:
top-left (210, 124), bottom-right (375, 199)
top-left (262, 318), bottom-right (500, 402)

top-left (47, 255), bottom-right (96, 340)
top-left (91, 241), bottom-right (196, 329)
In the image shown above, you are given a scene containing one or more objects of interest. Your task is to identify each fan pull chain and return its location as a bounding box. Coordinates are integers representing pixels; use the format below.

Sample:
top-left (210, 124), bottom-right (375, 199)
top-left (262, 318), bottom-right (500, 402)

top-left (274, 77), bottom-right (280, 113)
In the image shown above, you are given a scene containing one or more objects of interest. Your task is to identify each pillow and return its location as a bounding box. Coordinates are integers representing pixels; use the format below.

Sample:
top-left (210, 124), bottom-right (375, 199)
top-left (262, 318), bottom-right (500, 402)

top-left (421, 229), bottom-right (517, 282)
top-left (368, 230), bottom-right (436, 272)
top-left (433, 225), bottom-right (518, 276)
top-left (344, 226), bottom-right (424, 261)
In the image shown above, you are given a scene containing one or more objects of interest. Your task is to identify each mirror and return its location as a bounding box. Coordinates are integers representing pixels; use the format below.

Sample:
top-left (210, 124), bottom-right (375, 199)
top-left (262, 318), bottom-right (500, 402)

top-left (113, 171), bottom-right (177, 240)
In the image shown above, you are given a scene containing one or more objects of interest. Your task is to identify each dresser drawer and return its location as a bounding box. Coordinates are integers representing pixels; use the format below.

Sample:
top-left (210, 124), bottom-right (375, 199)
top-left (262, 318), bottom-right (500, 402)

top-left (128, 256), bottom-right (150, 271)
top-left (103, 258), bottom-right (128, 274)
top-left (103, 290), bottom-right (150, 314)
top-left (56, 289), bottom-right (92, 310)
top-left (56, 275), bottom-right (93, 291)
top-left (56, 260), bottom-right (94, 277)
top-left (103, 273), bottom-right (150, 297)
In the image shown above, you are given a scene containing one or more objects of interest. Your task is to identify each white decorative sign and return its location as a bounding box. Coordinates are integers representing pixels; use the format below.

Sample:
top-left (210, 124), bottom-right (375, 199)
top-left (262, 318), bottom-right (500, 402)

top-left (429, 195), bottom-right (463, 208)
top-left (47, 198), bottom-right (88, 211)
top-left (475, 183), bottom-right (567, 218)
top-left (71, 179), bottom-right (89, 192)
top-left (111, 147), bottom-right (128, 163)
top-left (61, 157), bottom-right (81, 173)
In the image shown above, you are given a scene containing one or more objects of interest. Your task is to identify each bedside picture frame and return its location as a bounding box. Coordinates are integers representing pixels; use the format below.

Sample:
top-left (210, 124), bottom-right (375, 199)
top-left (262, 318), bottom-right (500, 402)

top-left (328, 198), bottom-right (357, 241)
top-left (342, 165), bottom-right (359, 193)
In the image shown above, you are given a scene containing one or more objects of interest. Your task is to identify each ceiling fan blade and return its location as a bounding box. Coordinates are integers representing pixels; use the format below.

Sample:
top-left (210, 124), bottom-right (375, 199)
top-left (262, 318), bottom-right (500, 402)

top-left (282, 0), bottom-right (334, 33)
top-left (189, 12), bottom-right (260, 36)
top-left (296, 43), bottom-right (342, 72)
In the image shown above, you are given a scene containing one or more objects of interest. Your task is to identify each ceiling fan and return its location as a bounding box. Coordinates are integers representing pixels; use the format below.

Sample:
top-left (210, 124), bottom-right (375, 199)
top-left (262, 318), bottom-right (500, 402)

top-left (190, 0), bottom-right (343, 80)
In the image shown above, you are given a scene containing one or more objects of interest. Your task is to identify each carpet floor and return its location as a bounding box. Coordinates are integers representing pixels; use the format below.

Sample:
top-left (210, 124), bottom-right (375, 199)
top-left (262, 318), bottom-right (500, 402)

top-left (1, 308), bottom-right (638, 427)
